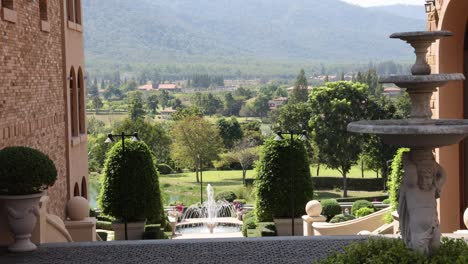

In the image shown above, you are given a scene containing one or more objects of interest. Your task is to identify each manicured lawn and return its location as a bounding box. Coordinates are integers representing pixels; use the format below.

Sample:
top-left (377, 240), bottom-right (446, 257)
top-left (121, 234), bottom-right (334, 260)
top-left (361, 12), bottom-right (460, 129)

top-left (159, 168), bottom-right (386, 206)
top-left (160, 170), bottom-right (256, 206)
top-left (89, 167), bottom-right (385, 209)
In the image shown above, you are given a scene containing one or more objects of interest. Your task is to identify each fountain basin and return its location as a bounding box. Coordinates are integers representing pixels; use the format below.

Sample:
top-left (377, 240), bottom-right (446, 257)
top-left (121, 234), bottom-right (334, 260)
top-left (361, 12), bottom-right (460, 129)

top-left (347, 119), bottom-right (468, 147)
top-left (379, 74), bottom-right (465, 89)
top-left (390, 31), bottom-right (453, 41)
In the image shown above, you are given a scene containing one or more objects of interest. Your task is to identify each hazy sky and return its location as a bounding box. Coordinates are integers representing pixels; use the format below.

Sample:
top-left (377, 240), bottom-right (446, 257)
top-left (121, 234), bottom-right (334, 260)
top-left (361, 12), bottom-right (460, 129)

top-left (341, 0), bottom-right (424, 7)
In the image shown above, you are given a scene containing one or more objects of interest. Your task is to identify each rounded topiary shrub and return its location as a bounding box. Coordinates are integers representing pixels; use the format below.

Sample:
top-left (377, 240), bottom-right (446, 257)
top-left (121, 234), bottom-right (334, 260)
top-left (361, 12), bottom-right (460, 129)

top-left (320, 199), bottom-right (342, 222)
top-left (351, 200), bottom-right (375, 216)
top-left (157, 163), bottom-right (173, 175)
top-left (215, 191), bottom-right (237, 202)
top-left (0, 146), bottom-right (57, 195)
top-left (99, 140), bottom-right (164, 223)
top-left (255, 138), bottom-right (314, 222)
top-left (354, 207), bottom-right (375, 218)
top-left (329, 214), bottom-right (356, 223)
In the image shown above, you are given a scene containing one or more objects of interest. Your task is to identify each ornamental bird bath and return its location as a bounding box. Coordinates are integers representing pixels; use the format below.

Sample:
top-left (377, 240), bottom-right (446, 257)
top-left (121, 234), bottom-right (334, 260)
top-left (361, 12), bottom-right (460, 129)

top-left (348, 31), bottom-right (466, 255)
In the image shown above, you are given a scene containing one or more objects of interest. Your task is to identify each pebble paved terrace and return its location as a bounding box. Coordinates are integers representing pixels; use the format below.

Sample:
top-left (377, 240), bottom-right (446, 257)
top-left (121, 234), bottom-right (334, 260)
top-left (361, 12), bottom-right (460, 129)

top-left (0, 236), bottom-right (366, 264)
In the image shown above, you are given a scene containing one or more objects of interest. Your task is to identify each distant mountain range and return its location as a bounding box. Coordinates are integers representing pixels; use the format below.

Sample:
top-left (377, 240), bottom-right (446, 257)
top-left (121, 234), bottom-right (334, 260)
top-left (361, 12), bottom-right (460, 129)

top-left (82, 0), bottom-right (426, 69)
top-left (367, 4), bottom-right (426, 21)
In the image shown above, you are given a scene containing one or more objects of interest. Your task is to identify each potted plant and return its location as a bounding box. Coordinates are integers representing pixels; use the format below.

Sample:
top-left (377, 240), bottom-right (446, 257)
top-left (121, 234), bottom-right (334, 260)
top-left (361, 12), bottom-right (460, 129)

top-left (255, 138), bottom-right (314, 236)
top-left (99, 140), bottom-right (164, 240)
top-left (0, 146), bottom-right (57, 252)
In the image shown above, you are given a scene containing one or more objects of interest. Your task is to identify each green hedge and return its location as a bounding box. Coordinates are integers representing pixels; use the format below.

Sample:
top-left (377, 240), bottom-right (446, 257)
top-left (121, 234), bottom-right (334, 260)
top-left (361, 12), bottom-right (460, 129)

top-left (355, 207), bottom-right (375, 218)
top-left (157, 164), bottom-right (173, 175)
top-left (313, 177), bottom-right (384, 191)
top-left (320, 199), bottom-right (342, 222)
top-left (256, 222), bottom-right (277, 237)
top-left (255, 138), bottom-right (314, 222)
top-left (329, 214), bottom-right (356, 223)
top-left (351, 200), bottom-right (375, 215)
top-left (316, 238), bottom-right (468, 264)
top-left (215, 191), bottom-right (237, 202)
top-left (96, 221), bottom-right (113, 230)
top-left (242, 212), bottom-right (257, 237)
top-left (99, 140), bottom-right (164, 223)
top-left (387, 148), bottom-right (409, 212)
top-left (335, 195), bottom-right (388, 203)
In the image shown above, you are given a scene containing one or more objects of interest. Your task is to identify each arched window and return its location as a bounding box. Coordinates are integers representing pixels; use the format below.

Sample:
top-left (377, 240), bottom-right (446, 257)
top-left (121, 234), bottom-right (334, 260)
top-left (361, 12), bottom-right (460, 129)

top-left (66, 0), bottom-right (74, 22)
top-left (78, 68), bottom-right (85, 134)
top-left (74, 0), bottom-right (81, 25)
top-left (73, 183), bottom-right (80, 197)
top-left (39, 0), bottom-right (47, 21)
top-left (69, 68), bottom-right (78, 137)
top-left (81, 177), bottom-right (87, 199)
top-left (2, 0), bottom-right (13, 10)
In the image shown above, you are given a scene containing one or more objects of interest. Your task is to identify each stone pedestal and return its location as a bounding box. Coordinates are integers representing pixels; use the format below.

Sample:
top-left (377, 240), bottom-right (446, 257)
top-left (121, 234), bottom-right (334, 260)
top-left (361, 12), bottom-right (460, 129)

top-left (112, 221), bottom-right (146, 240)
top-left (273, 218), bottom-right (303, 236)
top-left (65, 218), bottom-right (97, 242)
top-left (302, 215), bottom-right (327, 236)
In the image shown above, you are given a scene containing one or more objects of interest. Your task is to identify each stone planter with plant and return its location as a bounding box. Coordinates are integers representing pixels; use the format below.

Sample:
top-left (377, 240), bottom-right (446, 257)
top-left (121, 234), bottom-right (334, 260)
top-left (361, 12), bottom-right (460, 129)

top-left (255, 138), bottom-right (314, 236)
top-left (99, 140), bottom-right (164, 240)
top-left (0, 146), bottom-right (57, 252)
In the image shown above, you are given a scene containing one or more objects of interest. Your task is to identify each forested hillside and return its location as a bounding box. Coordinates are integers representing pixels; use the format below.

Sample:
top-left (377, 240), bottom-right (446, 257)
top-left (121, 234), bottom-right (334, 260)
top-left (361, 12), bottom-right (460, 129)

top-left (82, 0), bottom-right (425, 75)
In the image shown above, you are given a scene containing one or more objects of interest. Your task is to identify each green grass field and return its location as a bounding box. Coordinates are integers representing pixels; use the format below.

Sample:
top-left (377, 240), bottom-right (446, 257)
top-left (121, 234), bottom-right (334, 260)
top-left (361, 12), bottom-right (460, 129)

top-left (90, 166), bottom-right (385, 209)
top-left (159, 168), bottom-right (385, 206)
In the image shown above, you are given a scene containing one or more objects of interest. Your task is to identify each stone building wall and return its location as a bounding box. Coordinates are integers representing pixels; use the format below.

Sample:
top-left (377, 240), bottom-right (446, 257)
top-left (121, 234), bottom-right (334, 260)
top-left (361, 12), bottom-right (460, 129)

top-left (0, 0), bottom-right (68, 218)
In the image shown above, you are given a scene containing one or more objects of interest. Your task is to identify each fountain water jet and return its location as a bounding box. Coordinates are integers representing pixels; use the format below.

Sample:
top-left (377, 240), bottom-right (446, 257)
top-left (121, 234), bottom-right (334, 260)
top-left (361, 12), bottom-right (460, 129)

top-left (348, 31), bottom-right (467, 255)
top-left (176, 184), bottom-right (241, 235)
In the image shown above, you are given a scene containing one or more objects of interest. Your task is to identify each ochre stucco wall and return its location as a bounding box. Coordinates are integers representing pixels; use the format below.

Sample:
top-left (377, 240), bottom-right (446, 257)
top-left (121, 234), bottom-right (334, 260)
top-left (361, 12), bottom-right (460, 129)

top-left (431, 0), bottom-right (468, 232)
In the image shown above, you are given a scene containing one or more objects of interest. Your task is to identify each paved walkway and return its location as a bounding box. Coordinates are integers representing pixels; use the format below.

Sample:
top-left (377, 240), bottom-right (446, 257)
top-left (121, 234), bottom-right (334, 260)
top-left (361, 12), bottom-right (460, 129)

top-left (0, 236), bottom-right (366, 264)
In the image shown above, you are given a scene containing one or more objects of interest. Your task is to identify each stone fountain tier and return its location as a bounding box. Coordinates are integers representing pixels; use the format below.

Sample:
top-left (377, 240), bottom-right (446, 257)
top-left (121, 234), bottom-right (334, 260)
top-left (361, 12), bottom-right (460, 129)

top-left (347, 119), bottom-right (468, 147)
top-left (379, 73), bottom-right (465, 89)
top-left (390, 31), bottom-right (453, 75)
top-left (379, 74), bottom-right (465, 119)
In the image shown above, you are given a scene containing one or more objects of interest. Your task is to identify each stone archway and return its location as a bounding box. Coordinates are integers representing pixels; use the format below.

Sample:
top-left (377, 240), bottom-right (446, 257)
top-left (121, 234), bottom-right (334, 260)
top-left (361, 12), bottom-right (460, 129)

top-left (437, 0), bottom-right (468, 231)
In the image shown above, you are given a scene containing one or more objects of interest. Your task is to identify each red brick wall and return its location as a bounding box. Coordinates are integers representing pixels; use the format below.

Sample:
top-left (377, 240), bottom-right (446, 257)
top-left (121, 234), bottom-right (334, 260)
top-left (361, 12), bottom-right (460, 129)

top-left (0, 0), bottom-right (68, 218)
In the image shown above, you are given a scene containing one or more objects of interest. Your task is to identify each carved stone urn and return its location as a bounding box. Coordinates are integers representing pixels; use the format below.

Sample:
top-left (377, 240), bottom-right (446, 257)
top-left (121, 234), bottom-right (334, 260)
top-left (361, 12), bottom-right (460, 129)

top-left (0, 192), bottom-right (44, 252)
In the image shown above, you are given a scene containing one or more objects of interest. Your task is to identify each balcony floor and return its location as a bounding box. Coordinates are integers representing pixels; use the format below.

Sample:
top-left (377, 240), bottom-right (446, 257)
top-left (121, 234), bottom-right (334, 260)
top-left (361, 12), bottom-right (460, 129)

top-left (0, 236), bottom-right (365, 264)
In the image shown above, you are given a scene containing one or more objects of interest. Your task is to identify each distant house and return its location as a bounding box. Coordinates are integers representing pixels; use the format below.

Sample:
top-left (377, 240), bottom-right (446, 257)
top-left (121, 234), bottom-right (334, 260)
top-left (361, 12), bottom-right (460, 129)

top-left (269, 97), bottom-right (288, 110)
top-left (137, 84), bottom-right (154, 91)
top-left (158, 83), bottom-right (180, 92)
top-left (383, 87), bottom-right (402, 97)
top-left (160, 108), bottom-right (177, 119)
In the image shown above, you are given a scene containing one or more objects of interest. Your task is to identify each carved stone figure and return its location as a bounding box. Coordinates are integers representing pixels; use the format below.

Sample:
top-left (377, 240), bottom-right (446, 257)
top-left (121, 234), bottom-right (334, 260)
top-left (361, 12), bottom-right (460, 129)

top-left (398, 149), bottom-right (446, 255)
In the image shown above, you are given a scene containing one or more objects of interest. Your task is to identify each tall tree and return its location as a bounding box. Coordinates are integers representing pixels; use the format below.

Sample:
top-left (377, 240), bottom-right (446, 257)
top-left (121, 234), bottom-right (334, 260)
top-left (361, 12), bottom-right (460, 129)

top-left (171, 116), bottom-right (223, 182)
top-left (274, 102), bottom-right (312, 132)
top-left (232, 138), bottom-right (258, 185)
top-left (127, 91), bottom-right (145, 120)
top-left (146, 94), bottom-right (159, 114)
top-left (252, 95), bottom-right (270, 117)
top-left (289, 69), bottom-right (309, 104)
top-left (91, 96), bottom-right (103, 114)
top-left (309, 81), bottom-right (371, 197)
top-left (217, 117), bottom-right (243, 149)
top-left (115, 118), bottom-right (172, 164)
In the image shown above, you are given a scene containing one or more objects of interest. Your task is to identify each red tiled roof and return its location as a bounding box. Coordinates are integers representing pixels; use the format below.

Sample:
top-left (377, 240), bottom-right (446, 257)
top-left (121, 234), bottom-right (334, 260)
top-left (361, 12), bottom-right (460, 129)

top-left (158, 84), bottom-right (178, 90)
top-left (137, 84), bottom-right (154, 91)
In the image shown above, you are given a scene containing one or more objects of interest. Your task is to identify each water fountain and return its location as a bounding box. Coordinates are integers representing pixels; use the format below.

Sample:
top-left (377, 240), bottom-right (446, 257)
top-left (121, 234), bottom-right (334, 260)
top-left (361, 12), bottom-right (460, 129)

top-left (176, 184), bottom-right (242, 235)
top-left (348, 31), bottom-right (467, 255)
